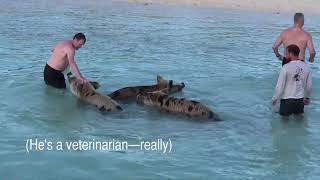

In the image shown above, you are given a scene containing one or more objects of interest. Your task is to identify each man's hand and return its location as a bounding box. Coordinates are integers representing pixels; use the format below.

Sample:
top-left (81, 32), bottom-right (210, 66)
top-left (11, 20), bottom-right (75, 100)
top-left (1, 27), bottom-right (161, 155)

top-left (304, 98), bottom-right (311, 105)
top-left (276, 54), bottom-right (284, 61)
top-left (272, 35), bottom-right (283, 60)
top-left (272, 99), bottom-right (277, 106)
top-left (309, 58), bottom-right (315, 63)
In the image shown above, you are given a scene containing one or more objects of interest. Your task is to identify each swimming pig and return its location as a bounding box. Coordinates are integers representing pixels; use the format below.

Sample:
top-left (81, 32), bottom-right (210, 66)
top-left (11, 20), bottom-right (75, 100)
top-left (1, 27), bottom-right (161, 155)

top-left (108, 75), bottom-right (185, 100)
top-left (136, 82), bottom-right (220, 121)
top-left (67, 72), bottom-right (122, 112)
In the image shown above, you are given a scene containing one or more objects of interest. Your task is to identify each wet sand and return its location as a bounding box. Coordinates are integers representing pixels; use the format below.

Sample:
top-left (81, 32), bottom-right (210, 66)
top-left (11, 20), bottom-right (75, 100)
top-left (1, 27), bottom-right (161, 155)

top-left (117, 0), bottom-right (319, 14)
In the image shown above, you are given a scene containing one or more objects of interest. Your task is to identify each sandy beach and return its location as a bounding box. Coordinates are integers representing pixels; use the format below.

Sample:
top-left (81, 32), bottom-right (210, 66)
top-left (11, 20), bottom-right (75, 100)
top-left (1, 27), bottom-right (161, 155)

top-left (116, 0), bottom-right (320, 14)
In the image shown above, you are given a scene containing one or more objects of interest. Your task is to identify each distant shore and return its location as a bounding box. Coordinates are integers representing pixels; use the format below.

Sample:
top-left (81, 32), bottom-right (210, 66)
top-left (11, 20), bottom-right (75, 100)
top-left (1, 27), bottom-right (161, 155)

top-left (115, 0), bottom-right (320, 14)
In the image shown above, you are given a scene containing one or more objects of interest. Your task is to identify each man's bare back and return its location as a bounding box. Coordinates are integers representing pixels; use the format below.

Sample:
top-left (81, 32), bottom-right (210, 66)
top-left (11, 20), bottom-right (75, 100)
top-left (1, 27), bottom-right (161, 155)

top-left (281, 27), bottom-right (313, 60)
top-left (48, 40), bottom-right (74, 72)
top-left (273, 13), bottom-right (315, 63)
top-left (47, 35), bottom-right (86, 81)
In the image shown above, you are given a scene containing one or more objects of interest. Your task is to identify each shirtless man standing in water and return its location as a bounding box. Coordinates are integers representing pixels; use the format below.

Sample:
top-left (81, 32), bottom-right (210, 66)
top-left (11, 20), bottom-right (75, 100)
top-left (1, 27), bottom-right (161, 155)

top-left (44, 33), bottom-right (89, 89)
top-left (272, 13), bottom-right (316, 65)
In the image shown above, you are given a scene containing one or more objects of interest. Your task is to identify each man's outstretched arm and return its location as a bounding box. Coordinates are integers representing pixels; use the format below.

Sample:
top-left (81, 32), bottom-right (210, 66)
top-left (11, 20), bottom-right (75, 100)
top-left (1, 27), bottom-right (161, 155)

top-left (272, 35), bottom-right (283, 61)
top-left (67, 48), bottom-right (86, 81)
top-left (307, 34), bottom-right (316, 63)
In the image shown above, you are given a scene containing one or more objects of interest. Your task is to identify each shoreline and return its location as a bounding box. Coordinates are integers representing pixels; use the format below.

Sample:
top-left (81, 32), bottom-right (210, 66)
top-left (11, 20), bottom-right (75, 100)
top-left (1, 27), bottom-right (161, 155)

top-left (115, 0), bottom-right (320, 14)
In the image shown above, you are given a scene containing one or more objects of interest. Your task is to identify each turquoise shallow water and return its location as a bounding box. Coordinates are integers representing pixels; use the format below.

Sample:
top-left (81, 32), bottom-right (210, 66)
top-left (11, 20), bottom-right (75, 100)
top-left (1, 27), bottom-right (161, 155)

top-left (1, 0), bottom-right (320, 179)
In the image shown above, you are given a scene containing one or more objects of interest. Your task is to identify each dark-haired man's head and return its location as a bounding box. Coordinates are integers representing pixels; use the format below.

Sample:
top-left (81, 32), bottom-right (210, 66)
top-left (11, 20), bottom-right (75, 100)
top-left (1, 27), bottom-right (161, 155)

top-left (294, 13), bottom-right (304, 27)
top-left (285, 44), bottom-right (300, 61)
top-left (72, 33), bottom-right (86, 50)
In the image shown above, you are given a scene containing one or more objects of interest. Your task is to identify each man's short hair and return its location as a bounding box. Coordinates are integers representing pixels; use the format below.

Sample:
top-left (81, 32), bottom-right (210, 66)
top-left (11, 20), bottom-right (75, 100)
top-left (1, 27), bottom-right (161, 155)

top-left (73, 33), bottom-right (86, 43)
top-left (294, 13), bottom-right (304, 24)
top-left (287, 44), bottom-right (300, 56)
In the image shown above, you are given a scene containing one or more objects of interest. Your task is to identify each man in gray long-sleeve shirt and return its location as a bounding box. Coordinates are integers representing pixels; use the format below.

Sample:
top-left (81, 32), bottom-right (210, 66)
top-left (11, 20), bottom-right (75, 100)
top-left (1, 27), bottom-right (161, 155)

top-left (272, 44), bottom-right (312, 116)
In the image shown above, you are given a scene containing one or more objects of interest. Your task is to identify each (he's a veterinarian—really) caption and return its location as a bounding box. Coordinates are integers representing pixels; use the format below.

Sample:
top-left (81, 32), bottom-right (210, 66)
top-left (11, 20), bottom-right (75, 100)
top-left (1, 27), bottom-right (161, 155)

top-left (25, 138), bottom-right (172, 153)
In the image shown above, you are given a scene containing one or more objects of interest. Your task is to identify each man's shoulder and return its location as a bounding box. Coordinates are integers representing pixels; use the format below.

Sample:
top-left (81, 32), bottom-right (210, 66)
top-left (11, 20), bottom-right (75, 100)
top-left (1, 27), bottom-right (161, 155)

top-left (282, 63), bottom-right (290, 70)
top-left (280, 28), bottom-right (293, 37)
top-left (302, 61), bottom-right (311, 70)
top-left (296, 61), bottom-right (311, 71)
top-left (303, 31), bottom-right (312, 39)
top-left (282, 27), bottom-right (293, 33)
top-left (280, 29), bottom-right (289, 36)
top-left (61, 41), bottom-right (74, 52)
